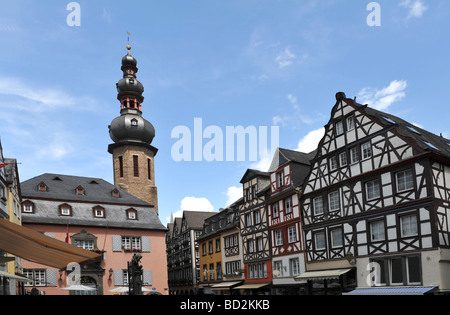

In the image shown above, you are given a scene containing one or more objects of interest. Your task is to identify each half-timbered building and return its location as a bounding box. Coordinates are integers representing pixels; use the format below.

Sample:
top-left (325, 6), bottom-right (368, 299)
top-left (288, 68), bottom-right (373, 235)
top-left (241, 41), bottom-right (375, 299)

top-left (197, 198), bottom-right (244, 295)
top-left (235, 169), bottom-right (272, 294)
top-left (166, 211), bottom-right (216, 295)
top-left (299, 92), bottom-right (450, 294)
top-left (267, 148), bottom-right (315, 294)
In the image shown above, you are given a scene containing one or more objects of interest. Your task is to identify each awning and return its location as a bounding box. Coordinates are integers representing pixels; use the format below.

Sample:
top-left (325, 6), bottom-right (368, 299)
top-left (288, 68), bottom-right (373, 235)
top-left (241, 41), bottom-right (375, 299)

top-left (0, 219), bottom-right (102, 269)
top-left (295, 269), bottom-right (352, 281)
top-left (233, 283), bottom-right (270, 290)
top-left (343, 286), bottom-right (437, 295)
top-left (0, 270), bottom-right (31, 282)
top-left (211, 281), bottom-right (243, 289)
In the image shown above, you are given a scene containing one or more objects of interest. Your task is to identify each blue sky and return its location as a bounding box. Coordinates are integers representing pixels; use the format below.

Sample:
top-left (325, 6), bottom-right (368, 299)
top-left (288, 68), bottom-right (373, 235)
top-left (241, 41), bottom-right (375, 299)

top-left (0, 0), bottom-right (449, 224)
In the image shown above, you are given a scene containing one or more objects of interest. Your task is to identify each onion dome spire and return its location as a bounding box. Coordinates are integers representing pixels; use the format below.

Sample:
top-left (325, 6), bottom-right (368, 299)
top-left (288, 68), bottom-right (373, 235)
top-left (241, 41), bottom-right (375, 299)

top-left (109, 44), bottom-right (155, 145)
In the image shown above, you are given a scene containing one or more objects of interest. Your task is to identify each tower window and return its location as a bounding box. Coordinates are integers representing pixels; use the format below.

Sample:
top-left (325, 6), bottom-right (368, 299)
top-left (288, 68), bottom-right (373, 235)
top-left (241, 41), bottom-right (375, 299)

top-left (119, 156), bottom-right (124, 178)
top-left (147, 159), bottom-right (151, 180)
top-left (133, 155), bottom-right (139, 177)
top-left (131, 118), bottom-right (138, 126)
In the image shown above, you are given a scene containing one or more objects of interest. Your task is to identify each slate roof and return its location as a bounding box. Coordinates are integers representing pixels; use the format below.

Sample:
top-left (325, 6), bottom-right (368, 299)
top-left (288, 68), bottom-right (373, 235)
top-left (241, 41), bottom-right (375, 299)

top-left (182, 211), bottom-right (217, 230)
top-left (343, 97), bottom-right (450, 160)
top-left (22, 173), bottom-right (151, 206)
top-left (21, 173), bottom-right (166, 231)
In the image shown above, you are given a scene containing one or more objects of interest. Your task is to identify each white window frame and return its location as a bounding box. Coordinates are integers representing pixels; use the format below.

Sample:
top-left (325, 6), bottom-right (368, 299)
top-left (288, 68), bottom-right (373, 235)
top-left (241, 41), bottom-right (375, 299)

top-left (329, 156), bottom-right (338, 171)
top-left (350, 147), bottom-right (359, 164)
top-left (275, 230), bottom-right (283, 246)
top-left (400, 214), bottom-right (418, 237)
top-left (347, 116), bottom-right (355, 131)
top-left (330, 228), bottom-right (343, 248)
top-left (328, 191), bottom-right (340, 212)
top-left (288, 226), bottom-right (297, 243)
top-left (339, 152), bottom-right (348, 167)
top-left (335, 121), bottom-right (344, 135)
top-left (313, 196), bottom-right (324, 216)
top-left (370, 220), bottom-right (386, 241)
top-left (366, 179), bottom-right (381, 200)
top-left (314, 231), bottom-right (326, 250)
top-left (396, 169), bottom-right (414, 192)
top-left (361, 141), bottom-right (372, 160)
top-left (272, 203), bottom-right (279, 218)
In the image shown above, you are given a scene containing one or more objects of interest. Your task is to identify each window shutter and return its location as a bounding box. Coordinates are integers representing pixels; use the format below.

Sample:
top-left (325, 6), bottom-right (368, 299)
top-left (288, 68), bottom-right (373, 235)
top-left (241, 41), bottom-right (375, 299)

top-left (113, 270), bottom-right (124, 286)
top-left (46, 269), bottom-right (58, 287)
top-left (143, 270), bottom-right (152, 286)
top-left (142, 237), bottom-right (151, 253)
top-left (112, 235), bottom-right (122, 252)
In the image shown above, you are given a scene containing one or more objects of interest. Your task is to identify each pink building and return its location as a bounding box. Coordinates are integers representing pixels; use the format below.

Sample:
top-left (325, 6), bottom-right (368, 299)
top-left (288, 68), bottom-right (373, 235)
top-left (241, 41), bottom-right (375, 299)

top-left (21, 174), bottom-right (168, 295)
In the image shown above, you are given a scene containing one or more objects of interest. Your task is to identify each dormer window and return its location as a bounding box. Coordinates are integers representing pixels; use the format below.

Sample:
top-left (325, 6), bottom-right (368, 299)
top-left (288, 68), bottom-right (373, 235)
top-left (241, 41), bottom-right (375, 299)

top-left (76, 185), bottom-right (85, 195)
top-left (131, 118), bottom-right (138, 126)
top-left (93, 206), bottom-right (105, 218)
top-left (126, 208), bottom-right (138, 220)
top-left (38, 182), bottom-right (47, 192)
top-left (59, 204), bottom-right (72, 217)
top-left (112, 188), bottom-right (120, 198)
top-left (22, 201), bottom-right (34, 214)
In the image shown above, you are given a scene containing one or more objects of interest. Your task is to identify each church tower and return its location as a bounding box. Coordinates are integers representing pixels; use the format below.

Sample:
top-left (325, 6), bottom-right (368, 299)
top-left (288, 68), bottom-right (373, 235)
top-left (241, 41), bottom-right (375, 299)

top-left (108, 45), bottom-right (159, 214)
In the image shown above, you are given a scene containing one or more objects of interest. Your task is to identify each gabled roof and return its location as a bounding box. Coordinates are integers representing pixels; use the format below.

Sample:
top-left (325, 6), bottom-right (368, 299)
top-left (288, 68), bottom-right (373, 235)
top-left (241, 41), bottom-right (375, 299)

top-left (240, 169), bottom-right (269, 184)
top-left (182, 211), bottom-right (217, 230)
top-left (340, 96), bottom-right (450, 160)
top-left (268, 147), bottom-right (316, 172)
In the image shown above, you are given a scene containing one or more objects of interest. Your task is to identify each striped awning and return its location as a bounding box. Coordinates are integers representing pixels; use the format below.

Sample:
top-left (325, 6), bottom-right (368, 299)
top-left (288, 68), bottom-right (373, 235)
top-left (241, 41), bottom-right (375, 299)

top-left (343, 286), bottom-right (437, 295)
top-left (295, 269), bottom-right (352, 281)
top-left (0, 219), bottom-right (102, 269)
top-left (233, 283), bottom-right (270, 290)
top-left (211, 281), bottom-right (243, 289)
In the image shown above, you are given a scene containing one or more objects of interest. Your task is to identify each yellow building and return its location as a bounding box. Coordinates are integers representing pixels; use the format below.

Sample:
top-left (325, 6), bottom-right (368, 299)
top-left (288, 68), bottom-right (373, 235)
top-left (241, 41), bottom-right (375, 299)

top-left (0, 152), bottom-right (28, 295)
top-left (197, 200), bottom-right (244, 295)
top-left (198, 229), bottom-right (223, 294)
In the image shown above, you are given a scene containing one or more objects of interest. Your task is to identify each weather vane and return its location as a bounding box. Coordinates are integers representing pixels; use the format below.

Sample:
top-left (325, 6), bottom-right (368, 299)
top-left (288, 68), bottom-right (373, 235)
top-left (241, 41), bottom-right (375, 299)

top-left (127, 31), bottom-right (131, 51)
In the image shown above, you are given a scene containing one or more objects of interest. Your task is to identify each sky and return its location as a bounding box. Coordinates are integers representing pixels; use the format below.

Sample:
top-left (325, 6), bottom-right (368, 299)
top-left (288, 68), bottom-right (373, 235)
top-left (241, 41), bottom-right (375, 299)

top-left (0, 0), bottom-right (449, 225)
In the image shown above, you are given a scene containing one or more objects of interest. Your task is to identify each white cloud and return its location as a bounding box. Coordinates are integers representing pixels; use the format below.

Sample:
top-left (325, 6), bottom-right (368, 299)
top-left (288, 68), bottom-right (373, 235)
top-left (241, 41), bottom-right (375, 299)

top-left (249, 148), bottom-right (274, 172)
top-left (168, 197), bottom-right (215, 222)
top-left (0, 77), bottom-right (96, 112)
top-left (225, 186), bottom-right (242, 207)
top-left (275, 47), bottom-right (297, 68)
top-left (400, 0), bottom-right (428, 19)
top-left (357, 80), bottom-right (408, 111)
top-left (296, 127), bottom-right (325, 153)
top-left (272, 93), bottom-right (315, 128)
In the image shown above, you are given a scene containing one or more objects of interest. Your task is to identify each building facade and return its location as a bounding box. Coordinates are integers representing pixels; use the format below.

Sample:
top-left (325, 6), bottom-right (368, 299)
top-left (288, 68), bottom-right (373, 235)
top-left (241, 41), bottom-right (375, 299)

top-left (267, 148), bottom-right (314, 295)
top-left (166, 211), bottom-right (215, 295)
top-left (21, 173), bottom-right (168, 295)
top-left (0, 142), bottom-right (26, 295)
top-left (237, 169), bottom-right (272, 294)
top-left (300, 92), bottom-right (450, 294)
top-left (197, 199), bottom-right (244, 295)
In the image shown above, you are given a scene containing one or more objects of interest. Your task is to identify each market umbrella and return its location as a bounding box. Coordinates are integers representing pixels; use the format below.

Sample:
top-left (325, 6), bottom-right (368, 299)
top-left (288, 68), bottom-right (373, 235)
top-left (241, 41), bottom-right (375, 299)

top-left (60, 284), bottom-right (96, 291)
